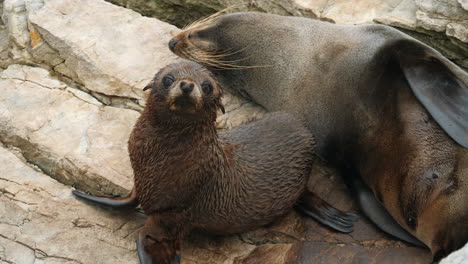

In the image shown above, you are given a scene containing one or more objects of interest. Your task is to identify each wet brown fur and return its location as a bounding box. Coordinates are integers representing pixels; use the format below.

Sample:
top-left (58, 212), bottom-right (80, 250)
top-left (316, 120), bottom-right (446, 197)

top-left (130, 61), bottom-right (316, 262)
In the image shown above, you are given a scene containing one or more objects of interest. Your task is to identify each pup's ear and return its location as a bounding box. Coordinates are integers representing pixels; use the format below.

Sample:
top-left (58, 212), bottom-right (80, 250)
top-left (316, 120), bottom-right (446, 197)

top-left (143, 81), bottom-right (154, 91)
top-left (219, 104), bottom-right (225, 114)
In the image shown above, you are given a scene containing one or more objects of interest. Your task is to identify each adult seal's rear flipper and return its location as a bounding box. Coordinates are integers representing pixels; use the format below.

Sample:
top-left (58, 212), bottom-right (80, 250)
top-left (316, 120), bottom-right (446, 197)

top-left (349, 176), bottom-right (426, 247)
top-left (295, 190), bottom-right (360, 233)
top-left (396, 40), bottom-right (468, 148)
top-left (72, 187), bottom-right (139, 208)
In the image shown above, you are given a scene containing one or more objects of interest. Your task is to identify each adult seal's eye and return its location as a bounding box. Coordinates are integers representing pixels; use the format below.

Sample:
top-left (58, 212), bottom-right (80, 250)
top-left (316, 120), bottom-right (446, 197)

top-left (202, 81), bottom-right (213, 94)
top-left (162, 75), bottom-right (175, 88)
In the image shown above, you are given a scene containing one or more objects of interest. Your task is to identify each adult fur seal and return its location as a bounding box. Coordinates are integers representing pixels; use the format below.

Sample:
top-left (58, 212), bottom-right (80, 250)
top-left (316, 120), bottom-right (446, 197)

top-left (168, 12), bottom-right (468, 259)
top-left (72, 62), bottom-right (358, 264)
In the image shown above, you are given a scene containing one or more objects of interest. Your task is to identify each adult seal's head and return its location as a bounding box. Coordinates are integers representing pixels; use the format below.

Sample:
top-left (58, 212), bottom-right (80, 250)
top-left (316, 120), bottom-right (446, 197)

top-left (169, 12), bottom-right (468, 259)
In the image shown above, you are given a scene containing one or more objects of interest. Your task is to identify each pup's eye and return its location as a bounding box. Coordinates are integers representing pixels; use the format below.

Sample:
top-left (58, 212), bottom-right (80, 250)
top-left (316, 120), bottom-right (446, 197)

top-left (201, 81), bottom-right (213, 95)
top-left (162, 75), bottom-right (175, 88)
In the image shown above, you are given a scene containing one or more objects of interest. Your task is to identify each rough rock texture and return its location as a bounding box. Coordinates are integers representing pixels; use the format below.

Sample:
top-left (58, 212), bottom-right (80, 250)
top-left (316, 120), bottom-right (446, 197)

top-left (375, 0), bottom-right (468, 69)
top-left (27, 0), bottom-right (180, 104)
top-left (0, 0), bottom-right (462, 263)
top-left (2, 0), bottom-right (180, 110)
top-left (107, 0), bottom-right (468, 70)
top-left (0, 144), bottom-right (144, 264)
top-left (0, 64), bottom-right (139, 196)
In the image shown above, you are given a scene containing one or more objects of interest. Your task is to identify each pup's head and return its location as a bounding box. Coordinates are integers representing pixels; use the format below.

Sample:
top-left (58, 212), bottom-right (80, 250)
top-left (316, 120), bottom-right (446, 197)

top-left (144, 61), bottom-right (224, 120)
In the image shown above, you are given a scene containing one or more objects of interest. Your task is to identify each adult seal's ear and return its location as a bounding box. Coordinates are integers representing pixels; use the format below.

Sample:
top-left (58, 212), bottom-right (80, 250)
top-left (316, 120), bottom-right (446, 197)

top-left (395, 40), bottom-right (468, 148)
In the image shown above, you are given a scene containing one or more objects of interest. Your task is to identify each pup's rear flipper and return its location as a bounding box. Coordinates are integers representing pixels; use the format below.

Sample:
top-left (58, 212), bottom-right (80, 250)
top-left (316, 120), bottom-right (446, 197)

top-left (349, 176), bottom-right (426, 247)
top-left (72, 187), bottom-right (138, 208)
top-left (295, 190), bottom-right (359, 233)
top-left (137, 215), bottom-right (181, 264)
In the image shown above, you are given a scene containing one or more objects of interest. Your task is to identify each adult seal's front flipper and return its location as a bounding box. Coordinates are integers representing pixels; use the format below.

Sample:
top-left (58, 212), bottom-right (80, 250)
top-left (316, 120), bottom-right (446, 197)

top-left (350, 177), bottom-right (426, 247)
top-left (396, 40), bottom-right (468, 148)
top-left (72, 187), bottom-right (139, 208)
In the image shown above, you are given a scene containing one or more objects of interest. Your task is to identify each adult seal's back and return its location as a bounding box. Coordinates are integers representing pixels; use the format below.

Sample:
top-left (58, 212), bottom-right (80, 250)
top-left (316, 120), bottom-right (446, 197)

top-left (169, 12), bottom-right (468, 259)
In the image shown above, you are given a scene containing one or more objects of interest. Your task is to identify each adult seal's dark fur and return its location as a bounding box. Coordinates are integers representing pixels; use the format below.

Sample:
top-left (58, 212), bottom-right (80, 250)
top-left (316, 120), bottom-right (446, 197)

top-left (72, 62), bottom-right (358, 264)
top-left (168, 12), bottom-right (468, 260)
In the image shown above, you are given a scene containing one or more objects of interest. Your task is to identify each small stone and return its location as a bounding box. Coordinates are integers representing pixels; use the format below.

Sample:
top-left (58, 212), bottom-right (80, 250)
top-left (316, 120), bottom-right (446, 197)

top-left (72, 218), bottom-right (94, 228)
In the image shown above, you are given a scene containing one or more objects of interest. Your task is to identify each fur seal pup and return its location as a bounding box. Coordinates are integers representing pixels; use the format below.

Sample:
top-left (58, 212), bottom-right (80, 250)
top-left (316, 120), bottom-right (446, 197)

top-left (72, 61), bottom-right (358, 264)
top-left (168, 12), bottom-right (468, 259)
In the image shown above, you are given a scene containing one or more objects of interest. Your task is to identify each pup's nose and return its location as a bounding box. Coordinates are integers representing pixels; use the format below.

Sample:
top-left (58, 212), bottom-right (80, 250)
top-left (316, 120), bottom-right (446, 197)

top-left (168, 38), bottom-right (180, 50)
top-left (180, 81), bottom-right (194, 94)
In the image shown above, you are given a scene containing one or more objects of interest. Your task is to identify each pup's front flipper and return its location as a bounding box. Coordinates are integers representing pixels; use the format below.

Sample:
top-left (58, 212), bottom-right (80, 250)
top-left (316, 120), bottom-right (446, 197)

top-left (295, 190), bottom-right (359, 233)
top-left (137, 215), bottom-right (181, 264)
top-left (349, 177), bottom-right (426, 247)
top-left (72, 187), bottom-right (138, 208)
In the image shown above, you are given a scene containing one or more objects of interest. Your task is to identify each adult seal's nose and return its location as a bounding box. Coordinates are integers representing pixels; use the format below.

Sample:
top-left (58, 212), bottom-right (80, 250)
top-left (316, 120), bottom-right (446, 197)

top-left (180, 81), bottom-right (194, 94)
top-left (169, 39), bottom-right (180, 50)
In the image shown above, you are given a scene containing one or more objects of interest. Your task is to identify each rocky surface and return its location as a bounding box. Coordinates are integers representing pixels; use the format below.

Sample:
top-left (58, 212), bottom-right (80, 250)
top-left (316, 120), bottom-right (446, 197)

top-left (0, 64), bottom-right (138, 196)
top-left (0, 144), bottom-right (144, 264)
top-left (3, 0), bottom-right (179, 110)
top-left (0, 0), bottom-right (463, 263)
top-left (107, 0), bottom-right (468, 70)
top-left (375, 0), bottom-right (468, 69)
